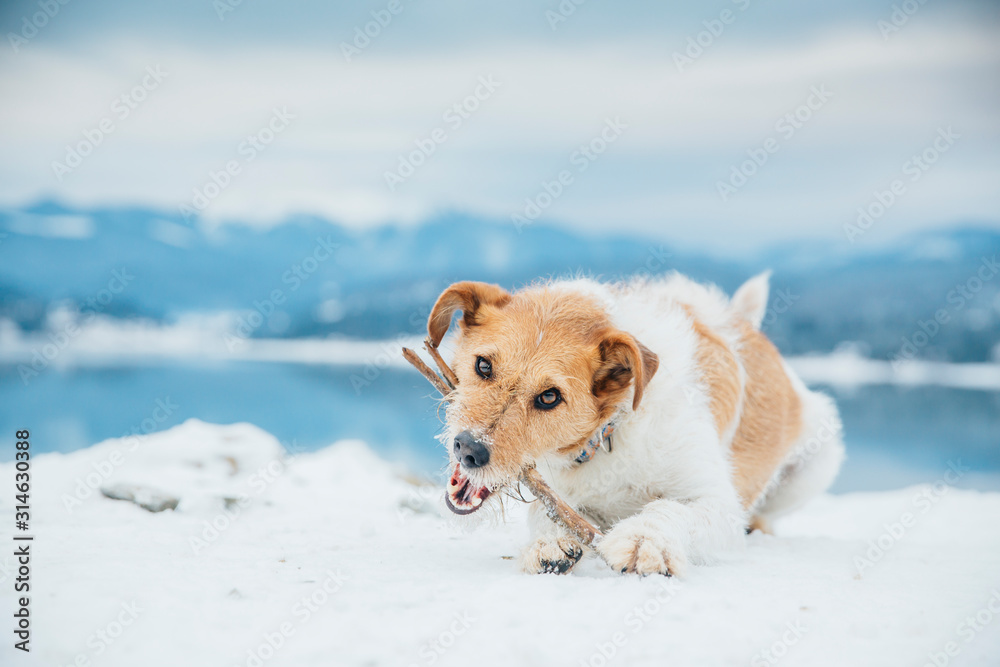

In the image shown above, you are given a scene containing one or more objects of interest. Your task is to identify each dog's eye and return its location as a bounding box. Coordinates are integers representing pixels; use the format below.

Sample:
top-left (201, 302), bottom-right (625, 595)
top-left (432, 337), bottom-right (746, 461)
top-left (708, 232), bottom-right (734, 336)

top-left (475, 356), bottom-right (493, 379)
top-left (535, 389), bottom-right (562, 410)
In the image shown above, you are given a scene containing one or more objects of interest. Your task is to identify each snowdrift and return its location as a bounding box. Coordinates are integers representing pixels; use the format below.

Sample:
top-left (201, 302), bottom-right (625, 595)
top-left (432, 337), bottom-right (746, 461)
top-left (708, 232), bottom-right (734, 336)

top-left (2, 420), bottom-right (999, 667)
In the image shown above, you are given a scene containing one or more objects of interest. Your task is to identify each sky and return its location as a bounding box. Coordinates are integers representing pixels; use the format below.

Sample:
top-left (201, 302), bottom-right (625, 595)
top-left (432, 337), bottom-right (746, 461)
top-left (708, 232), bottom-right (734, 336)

top-left (1, 0), bottom-right (998, 251)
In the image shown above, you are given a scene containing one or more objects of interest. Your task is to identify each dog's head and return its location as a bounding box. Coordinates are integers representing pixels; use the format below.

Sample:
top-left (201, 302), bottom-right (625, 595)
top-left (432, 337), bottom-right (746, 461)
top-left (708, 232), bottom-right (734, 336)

top-left (428, 281), bottom-right (658, 515)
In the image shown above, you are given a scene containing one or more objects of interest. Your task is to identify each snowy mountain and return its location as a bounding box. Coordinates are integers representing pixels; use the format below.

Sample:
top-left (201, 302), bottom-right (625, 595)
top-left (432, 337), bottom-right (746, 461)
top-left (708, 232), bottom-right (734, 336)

top-left (1, 201), bottom-right (998, 362)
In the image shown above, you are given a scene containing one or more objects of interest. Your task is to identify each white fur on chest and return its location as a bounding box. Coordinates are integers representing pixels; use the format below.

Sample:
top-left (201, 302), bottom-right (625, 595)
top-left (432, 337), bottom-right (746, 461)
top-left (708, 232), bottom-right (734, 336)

top-left (540, 276), bottom-right (742, 529)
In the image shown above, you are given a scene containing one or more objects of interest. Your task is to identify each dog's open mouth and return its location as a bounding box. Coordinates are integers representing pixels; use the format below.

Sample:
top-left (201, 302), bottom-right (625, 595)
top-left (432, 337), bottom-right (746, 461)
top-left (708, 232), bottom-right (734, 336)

top-left (444, 462), bottom-right (493, 515)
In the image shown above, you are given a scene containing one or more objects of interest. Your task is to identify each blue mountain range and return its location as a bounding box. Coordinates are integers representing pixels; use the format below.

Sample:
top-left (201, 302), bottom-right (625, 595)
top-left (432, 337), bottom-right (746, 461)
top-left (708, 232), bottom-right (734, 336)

top-left (2, 201), bottom-right (998, 363)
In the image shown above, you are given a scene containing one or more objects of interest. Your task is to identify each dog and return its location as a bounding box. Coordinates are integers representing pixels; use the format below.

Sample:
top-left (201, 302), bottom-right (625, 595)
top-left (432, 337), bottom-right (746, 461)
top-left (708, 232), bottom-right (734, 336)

top-left (429, 272), bottom-right (844, 576)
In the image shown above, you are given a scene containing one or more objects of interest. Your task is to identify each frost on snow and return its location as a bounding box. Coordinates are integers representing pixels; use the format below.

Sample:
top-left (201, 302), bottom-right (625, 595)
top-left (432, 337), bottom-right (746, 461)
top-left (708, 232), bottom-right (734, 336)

top-left (1, 419), bottom-right (999, 667)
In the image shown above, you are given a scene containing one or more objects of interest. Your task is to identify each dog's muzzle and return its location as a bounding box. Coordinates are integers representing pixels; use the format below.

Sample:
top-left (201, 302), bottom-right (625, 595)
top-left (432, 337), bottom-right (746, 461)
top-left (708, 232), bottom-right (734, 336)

top-left (445, 462), bottom-right (493, 514)
top-left (445, 431), bottom-right (493, 514)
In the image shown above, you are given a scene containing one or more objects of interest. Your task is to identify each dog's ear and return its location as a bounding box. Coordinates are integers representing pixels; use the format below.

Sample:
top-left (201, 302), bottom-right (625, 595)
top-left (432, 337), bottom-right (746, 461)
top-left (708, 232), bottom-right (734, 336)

top-left (427, 281), bottom-right (512, 347)
top-left (732, 270), bottom-right (771, 330)
top-left (593, 332), bottom-right (659, 411)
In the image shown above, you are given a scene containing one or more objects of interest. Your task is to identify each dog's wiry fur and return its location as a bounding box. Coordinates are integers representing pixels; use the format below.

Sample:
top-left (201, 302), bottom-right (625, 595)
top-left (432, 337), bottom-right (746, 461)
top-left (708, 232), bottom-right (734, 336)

top-left (430, 273), bottom-right (844, 576)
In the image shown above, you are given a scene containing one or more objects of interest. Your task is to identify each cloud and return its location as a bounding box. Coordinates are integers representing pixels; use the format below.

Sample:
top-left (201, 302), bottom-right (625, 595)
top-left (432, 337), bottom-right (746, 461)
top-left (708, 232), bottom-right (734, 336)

top-left (0, 22), bottom-right (997, 247)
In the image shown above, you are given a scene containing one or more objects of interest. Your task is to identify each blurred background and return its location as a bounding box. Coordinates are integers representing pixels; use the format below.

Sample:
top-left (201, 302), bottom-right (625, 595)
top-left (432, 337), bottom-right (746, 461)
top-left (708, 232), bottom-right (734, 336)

top-left (1, 0), bottom-right (998, 491)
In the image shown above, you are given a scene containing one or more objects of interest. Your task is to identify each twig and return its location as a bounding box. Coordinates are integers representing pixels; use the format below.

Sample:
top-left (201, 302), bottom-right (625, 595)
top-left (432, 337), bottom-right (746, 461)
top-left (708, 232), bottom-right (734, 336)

top-left (402, 347), bottom-right (451, 397)
top-left (423, 337), bottom-right (458, 390)
top-left (401, 343), bottom-right (605, 552)
top-left (520, 466), bottom-right (603, 547)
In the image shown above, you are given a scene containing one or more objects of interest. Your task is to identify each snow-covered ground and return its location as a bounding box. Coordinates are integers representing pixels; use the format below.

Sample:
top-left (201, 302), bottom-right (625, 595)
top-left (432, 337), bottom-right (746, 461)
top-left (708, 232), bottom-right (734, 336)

top-left (3, 420), bottom-right (1000, 667)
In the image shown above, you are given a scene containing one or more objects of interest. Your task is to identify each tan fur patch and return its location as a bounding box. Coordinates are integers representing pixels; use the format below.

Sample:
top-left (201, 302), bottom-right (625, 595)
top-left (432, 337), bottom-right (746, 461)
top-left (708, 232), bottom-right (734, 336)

top-left (685, 307), bottom-right (741, 435)
top-left (728, 322), bottom-right (802, 508)
top-left (748, 515), bottom-right (773, 534)
top-left (687, 309), bottom-right (802, 509)
top-left (429, 282), bottom-right (658, 488)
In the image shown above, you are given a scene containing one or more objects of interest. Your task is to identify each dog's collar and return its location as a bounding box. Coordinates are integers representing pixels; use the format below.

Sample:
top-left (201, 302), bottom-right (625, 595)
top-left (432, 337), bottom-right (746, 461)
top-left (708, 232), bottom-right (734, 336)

top-left (574, 422), bottom-right (615, 465)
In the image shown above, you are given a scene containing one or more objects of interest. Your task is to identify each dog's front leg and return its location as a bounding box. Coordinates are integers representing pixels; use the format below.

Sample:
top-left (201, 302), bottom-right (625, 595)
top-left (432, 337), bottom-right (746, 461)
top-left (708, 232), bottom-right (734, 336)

top-left (519, 499), bottom-right (587, 575)
top-left (596, 495), bottom-right (744, 577)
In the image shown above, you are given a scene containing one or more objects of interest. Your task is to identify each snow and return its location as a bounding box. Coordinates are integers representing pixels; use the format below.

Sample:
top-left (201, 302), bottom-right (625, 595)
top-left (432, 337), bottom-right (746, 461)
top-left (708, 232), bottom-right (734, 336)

top-left (788, 349), bottom-right (1000, 392)
top-left (0, 315), bottom-right (422, 369)
top-left (3, 420), bottom-right (1000, 667)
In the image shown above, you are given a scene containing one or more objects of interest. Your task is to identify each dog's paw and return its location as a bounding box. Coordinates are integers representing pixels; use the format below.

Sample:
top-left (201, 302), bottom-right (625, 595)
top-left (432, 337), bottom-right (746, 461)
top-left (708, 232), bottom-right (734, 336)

top-left (519, 537), bottom-right (585, 575)
top-left (597, 520), bottom-right (687, 577)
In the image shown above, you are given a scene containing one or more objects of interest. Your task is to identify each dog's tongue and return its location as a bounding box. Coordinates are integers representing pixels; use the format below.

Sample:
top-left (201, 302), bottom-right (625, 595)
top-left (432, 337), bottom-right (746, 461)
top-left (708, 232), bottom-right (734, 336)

top-left (445, 462), bottom-right (491, 515)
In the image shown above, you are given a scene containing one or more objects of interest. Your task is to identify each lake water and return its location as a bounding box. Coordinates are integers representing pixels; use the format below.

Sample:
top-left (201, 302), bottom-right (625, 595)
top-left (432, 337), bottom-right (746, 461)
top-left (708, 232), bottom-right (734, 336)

top-left (3, 360), bottom-right (998, 492)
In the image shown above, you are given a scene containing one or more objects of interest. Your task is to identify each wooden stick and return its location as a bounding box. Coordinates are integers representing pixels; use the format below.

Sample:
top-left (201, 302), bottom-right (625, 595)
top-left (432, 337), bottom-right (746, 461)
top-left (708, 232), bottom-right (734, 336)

top-left (520, 466), bottom-right (603, 546)
top-left (423, 337), bottom-right (458, 390)
top-left (401, 343), bottom-right (605, 551)
top-left (401, 347), bottom-right (451, 397)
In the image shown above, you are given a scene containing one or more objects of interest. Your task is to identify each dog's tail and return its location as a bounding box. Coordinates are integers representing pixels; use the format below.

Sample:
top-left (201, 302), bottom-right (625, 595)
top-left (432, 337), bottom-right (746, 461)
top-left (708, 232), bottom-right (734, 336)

top-left (731, 270), bottom-right (772, 330)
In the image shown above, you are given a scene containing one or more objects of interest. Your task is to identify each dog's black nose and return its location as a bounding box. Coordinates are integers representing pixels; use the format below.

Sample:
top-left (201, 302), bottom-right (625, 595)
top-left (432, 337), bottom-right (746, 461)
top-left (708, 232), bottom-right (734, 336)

top-left (454, 430), bottom-right (490, 469)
